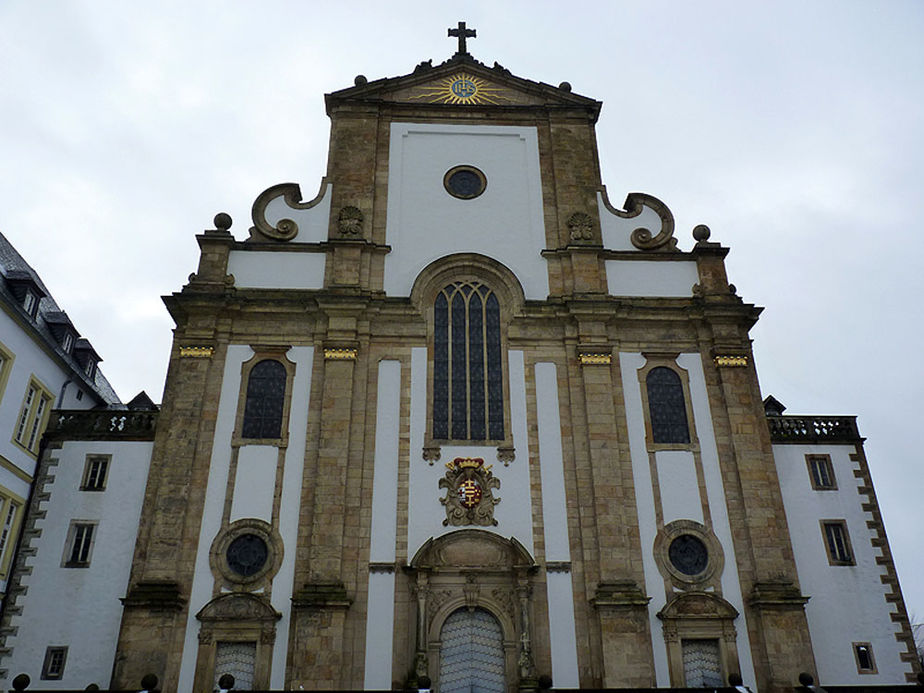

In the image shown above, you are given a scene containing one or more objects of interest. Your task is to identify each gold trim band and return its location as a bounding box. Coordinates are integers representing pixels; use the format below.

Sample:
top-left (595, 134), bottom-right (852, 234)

top-left (324, 348), bottom-right (357, 361)
top-left (180, 346), bottom-right (214, 358)
top-left (579, 353), bottom-right (612, 365)
top-left (714, 355), bottom-right (748, 368)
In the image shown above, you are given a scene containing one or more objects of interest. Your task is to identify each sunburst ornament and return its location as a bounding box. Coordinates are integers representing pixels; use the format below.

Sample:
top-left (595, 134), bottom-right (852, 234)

top-left (409, 72), bottom-right (511, 105)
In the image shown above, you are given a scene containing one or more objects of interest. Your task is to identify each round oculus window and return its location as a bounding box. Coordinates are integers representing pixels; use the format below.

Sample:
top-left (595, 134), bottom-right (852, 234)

top-left (226, 533), bottom-right (269, 577)
top-left (444, 166), bottom-right (486, 199)
top-left (668, 534), bottom-right (708, 576)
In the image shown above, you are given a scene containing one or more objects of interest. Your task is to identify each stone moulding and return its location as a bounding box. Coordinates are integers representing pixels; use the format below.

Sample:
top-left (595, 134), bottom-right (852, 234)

top-left (120, 580), bottom-right (187, 612)
top-left (249, 179), bottom-right (330, 242)
top-left (598, 187), bottom-right (679, 252)
top-left (291, 581), bottom-right (352, 608)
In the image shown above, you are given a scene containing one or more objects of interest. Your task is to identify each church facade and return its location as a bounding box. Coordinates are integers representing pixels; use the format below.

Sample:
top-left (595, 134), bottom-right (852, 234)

top-left (0, 31), bottom-right (919, 692)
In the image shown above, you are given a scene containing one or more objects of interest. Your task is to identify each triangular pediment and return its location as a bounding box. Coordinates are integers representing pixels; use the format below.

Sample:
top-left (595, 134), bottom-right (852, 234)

top-left (326, 55), bottom-right (600, 118)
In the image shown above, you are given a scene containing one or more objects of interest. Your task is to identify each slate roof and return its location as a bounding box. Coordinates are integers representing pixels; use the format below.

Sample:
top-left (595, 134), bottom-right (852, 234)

top-left (0, 231), bottom-right (122, 407)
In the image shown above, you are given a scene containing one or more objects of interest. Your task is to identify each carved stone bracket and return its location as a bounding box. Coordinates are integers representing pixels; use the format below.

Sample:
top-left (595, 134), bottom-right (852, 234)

top-left (747, 580), bottom-right (810, 610)
top-left (591, 580), bottom-right (651, 609)
top-left (496, 446), bottom-right (515, 466)
top-left (423, 446), bottom-right (441, 465)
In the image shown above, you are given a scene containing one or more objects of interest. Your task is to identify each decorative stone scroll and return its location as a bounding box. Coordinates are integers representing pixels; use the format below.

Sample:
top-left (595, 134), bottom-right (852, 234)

top-left (439, 457), bottom-right (500, 526)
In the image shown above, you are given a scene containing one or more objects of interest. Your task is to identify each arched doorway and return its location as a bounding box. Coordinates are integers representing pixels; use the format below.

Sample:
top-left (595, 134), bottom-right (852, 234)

top-left (439, 607), bottom-right (506, 693)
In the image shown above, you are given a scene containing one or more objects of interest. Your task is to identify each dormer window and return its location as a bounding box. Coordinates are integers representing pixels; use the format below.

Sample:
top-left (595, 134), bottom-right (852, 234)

top-left (61, 331), bottom-right (74, 354)
top-left (22, 290), bottom-right (38, 317)
top-left (84, 358), bottom-right (96, 379)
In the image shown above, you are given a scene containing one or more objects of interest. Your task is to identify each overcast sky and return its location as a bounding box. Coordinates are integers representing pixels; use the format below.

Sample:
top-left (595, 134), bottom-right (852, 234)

top-left (1, 0), bottom-right (922, 638)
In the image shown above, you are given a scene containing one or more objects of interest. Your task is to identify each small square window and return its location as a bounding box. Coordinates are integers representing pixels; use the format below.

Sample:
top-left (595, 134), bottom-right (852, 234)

top-left (806, 454), bottom-right (837, 490)
top-left (63, 522), bottom-right (96, 567)
top-left (41, 646), bottom-right (68, 680)
top-left (81, 455), bottom-right (110, 491)
top-left (853, 642), bottom-right (877, 674)
top-left (821, 520), bottom-right (854, 565)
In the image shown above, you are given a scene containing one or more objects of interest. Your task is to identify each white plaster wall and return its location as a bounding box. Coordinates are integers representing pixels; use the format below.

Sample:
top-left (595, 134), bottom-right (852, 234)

top-left (597, 192), bottom-right (670, 252)
top-left (177, 345), bottom-right (315, 691)
top-left (2, 439), bottom-right (152, 688)
top-left (534, 362), bottom-right (579, 687)
top-left (227, 250), bottom-right (326, 290)
top-left (655, 450), bottom-right (703, 525)
top-left (384, 123), bottom-right (548, 300)
top-left (262, 182), bottom-right (331, 244)
top-left (363, 360), bottom-right (401, 689)
top-left (407, 349), bottom-right (534, 561)
top-left (230, 445), bottom-right (277, 524)
top-left (773, 443), bottom-right (908, 684)
top-left (621, 352), bottom-right (756, 688)
top-left (604, 260), bottom-right (698, 298)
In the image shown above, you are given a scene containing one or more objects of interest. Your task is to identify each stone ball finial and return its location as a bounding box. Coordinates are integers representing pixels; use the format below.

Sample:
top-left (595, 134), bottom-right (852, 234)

top-left (417, 675), bottom-right (432, 690)
top-left (798, 672), bottom-right (815, 687)
top-left (214, 212), bottom-right (232, 230)
top-left (218, 673), bottom-right (235, 690)
top-left (354, 74), bottom-right (368, 86)
top-left (140, 673), bottom-right (159, 691)
top-left (728, 672), bottom-right (743, 686)
top-left (559, 81), bottom-right (572, 92)
top-left (692, 224), bottom-right (711, 242)
top-left (11, 673), bottom-right (30, 691)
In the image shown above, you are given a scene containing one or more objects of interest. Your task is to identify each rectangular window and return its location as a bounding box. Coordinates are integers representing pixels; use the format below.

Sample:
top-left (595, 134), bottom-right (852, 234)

top-left (61, 332), bottom-right (74, 354)
top-left (853, 642), bottom-right (877, 673)
top-left (806, 454), bottom-right (837, 490)
top-left (821, 520), bottom-right (854, 565)
top-left (23, 291), bottom-right (37, 317)
top-left (81, 455), bottom-right (110, 491)
top-left (0, 491), bottom-right (23, 578)
top-left (13, 378), bottom-right (53, 454)
top-left (63, 521), bottom-right (96, 567)
top-left (41, 646), bottom-right (68, 680)
top-left (0, 341), bottom-right (13, 403)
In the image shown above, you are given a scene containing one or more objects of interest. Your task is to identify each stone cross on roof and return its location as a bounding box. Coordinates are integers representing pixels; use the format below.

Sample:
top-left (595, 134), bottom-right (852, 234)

top-left (448, 21), bottom-right (476, 56)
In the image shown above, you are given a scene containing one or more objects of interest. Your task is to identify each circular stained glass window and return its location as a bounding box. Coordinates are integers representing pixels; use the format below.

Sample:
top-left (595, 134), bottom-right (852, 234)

top-left (668, 534), bottom-right (708, 576)
top-left (226, 534), bottom-right (269, 577)
top-left (444, 166), bottom-right (486, 199)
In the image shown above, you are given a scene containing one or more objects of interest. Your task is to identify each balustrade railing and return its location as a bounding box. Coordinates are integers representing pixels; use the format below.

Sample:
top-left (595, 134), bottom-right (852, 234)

top-left (767, 414), bottom-right (860, 443)
top-left (46, 409), bottom-right (158, 440)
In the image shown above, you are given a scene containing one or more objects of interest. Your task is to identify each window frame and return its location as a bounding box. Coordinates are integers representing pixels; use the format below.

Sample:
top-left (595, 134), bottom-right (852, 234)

top-left (232, 350), bottom-right (296, 448)
top-left (62, 520), bottom-right (98, 568)
top-left (430, 280), bottom-right (508, 444)
top-left (22, 290), bottom-right (38, 318)
top-left (0, 488), bottom-right (25, 579)
top-left (820, 519), bottom-right (855, 566)
top-left (806, 454), bottom-right (837, 490)
top-left (852, 641), bottom-right (877, 674)
top-left (12, 377), bottom-right (54, 455)
top-left (80, 454), bottom-right (111, 492)
top-left (41, 646), bottom-right (68, 680)
top-left (637, 356), bottom-right (698, 452)
top-left (0, 340), bottom-right (14, 404)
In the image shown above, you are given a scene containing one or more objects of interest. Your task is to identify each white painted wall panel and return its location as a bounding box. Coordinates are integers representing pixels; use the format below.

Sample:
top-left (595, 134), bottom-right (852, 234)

top-left (3, 440), bottom-right (152, 688)
top-left (407, 349), bottom-right (534, 561)
top-left (363, 571), bottom-right (397, 689)
top-left (774, 443), bottom-right (907, 684)
top-left (230, 445), bottom-right (277, 524)
top-left (535, 363), bottom-right (569, 562)
top-left (546, 571), bottom-right (580, 688)
top-left (369, 360), bottom-right (401, 562)
top-left (384, 123), bottom-right (548, 300)
top-left (655, 450), bottom-right (703, 525)
top-left (605, 260), bottom-right (698, 298)
top-left (227, 250), bottom-right (326, 290)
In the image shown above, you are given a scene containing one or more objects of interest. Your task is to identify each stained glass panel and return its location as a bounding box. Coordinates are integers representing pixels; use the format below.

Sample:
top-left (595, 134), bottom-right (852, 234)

top-left (242, 360), bottom-right (287, 439)
top-left (433, 293), bottom-right (449, 439)
top-left (646, 367), bottom-right (690, 444)
top-left (451, 292), bottom-right (468, 439)
top-left (468, 292), bottom-right (486, 440)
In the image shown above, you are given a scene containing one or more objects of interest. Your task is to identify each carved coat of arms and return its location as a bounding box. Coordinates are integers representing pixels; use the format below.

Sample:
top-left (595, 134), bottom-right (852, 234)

top-left (439, 457), bottom-right (500, 526)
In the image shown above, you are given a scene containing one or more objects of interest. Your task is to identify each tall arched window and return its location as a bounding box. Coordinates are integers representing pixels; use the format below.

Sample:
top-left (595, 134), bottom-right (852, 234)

top-left (433, 281), bottom-right (504, 441)
top-left (241, 360), bottom-right (287, 439)
top-left (646, 366), bottom-right (690, 444)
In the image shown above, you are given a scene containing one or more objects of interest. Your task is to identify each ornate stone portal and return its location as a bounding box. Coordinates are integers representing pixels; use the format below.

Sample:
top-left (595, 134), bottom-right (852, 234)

top-left (408, 530), bottom-right (538, 691)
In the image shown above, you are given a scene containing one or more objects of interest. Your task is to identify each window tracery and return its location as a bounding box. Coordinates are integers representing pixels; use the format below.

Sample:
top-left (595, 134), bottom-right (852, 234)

top-left (646, 366), bottom-right (690, 444)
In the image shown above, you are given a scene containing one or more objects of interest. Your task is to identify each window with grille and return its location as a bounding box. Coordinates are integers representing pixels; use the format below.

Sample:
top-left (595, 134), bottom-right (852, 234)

top-left (41, 646), bottom-right (68, 680)
top-left (822, 520), bottom-right (854, 565)
top-left (64, 522), bottom-right (96, 567)
top-left (241, 360), bottom-right (287, 439)
top-left (646, 367), bottom-right (690, 444)
top-left (806, 454), bottom-right (836, 490)
top-left (214, 641), bottom-right (257, 691)
top-left (433, 281), bottom-right (504, 441)
top-left (81, 455), bottom-right (110, 491)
